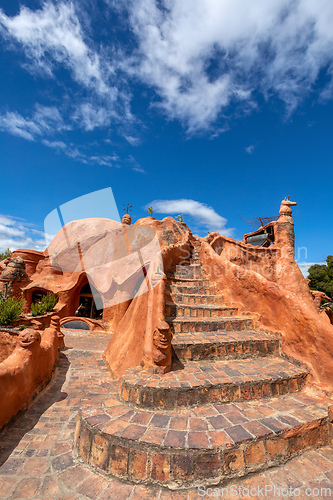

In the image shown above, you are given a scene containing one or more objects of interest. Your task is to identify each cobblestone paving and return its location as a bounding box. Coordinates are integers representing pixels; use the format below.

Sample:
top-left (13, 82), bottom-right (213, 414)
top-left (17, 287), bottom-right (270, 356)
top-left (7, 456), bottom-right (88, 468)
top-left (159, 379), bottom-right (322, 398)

top-left (1, 330), bottom-right (333, 499)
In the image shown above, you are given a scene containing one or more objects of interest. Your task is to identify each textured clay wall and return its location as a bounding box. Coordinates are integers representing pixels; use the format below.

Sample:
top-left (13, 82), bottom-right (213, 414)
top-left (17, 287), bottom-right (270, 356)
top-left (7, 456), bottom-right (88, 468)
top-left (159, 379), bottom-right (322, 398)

top-left (0, 319), bottom-right (63, 429)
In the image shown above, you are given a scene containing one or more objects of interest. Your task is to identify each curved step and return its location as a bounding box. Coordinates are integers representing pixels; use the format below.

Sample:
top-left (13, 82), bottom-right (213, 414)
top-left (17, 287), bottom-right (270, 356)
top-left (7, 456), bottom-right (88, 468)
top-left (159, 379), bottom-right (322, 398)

top-left (167, 283), bottom-right (215, 295)
top-left (168, 316), bottom-right (254, 334)
top-left (167, 269), bottom-right (203, 280)
top-left (172, 330), bottom-right (279, 361)
top-left (166, 302), bottom-right (237, 319)
top-left (167, 292), bottom-right (224, 305)
top-left (75, 386), bottom-right (331, 488)
top-left (119, 357), bottom-right (308, 409)
top-left (167, 277), bottom-right (210, 286)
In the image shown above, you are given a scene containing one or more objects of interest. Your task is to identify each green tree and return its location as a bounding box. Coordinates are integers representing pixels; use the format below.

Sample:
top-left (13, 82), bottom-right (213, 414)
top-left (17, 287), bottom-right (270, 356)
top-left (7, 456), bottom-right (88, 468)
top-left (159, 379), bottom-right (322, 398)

top-left (308, 255), bottom-right (333, 298)
top-left (0, 248), bottom-right (12, 261)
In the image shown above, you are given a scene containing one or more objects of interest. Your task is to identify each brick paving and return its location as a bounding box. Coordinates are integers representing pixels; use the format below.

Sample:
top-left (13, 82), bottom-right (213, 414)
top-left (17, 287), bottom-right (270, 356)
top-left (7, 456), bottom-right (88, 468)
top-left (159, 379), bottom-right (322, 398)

top-left (0, 329), bottom-right (332, 499)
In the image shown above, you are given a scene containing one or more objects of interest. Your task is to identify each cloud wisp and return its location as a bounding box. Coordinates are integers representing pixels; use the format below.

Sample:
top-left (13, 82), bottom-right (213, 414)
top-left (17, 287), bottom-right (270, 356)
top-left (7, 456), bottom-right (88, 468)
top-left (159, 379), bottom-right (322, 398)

top-left (0, 1), bottom-right (133, 146)
top-left (0, 2), bottom-right (110, 95)
top-left (148, 199), bottom-right (233, 236)
top-left (0, 215), bottom-right (50, 253)
top-left (0, 105), bottom-right (67, 141)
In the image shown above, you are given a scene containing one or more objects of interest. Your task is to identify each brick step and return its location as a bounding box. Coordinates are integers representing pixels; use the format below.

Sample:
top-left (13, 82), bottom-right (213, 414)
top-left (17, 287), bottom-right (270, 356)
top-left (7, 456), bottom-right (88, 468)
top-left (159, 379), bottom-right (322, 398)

top-left (166, 283), bottom-right (216, 295)
top-left (166, 302), bottom-right (237, 319)
top-left (172, 330), bottom-right (279, 361)
top-left (166, 292), bottom-right (224, 305)
top-left (75, 388), bottom-right (331, 487)
top-left (189, 257), bottom-right (200, 264)
top-left (168, 270), bottom-right (203, 280)
top-left (167, 316), bottom-right (254, 334)
top-left (174, 263), bottom-right (202, 272)
top-left (119, 357), bottom-right (308, 409)
top-left (167, 276), bottom-right (210, 286)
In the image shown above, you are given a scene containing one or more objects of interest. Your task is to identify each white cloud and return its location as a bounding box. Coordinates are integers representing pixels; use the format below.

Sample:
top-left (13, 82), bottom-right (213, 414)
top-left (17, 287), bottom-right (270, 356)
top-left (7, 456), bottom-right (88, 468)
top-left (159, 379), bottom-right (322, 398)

top-left (297, 261), bottom-right (326, 278)
top-left (2, 0), bottom-right (333, 143)
top-left (73, 103), bottom-right (115, 131)
top-left (0, 106), bottom-right (67, 141)
top-left (0, 2), bottom-right (111, 96)
top-left (148, 199), bottom-right (233, 236)
top-left (245, 145), bottom-right (255, 154)
top-left (124, 134), bottom-right (141, 146)
top-left (120, 0), bottom-right (333, 131)
top-left (89, 154), bottom-right (119, 167)
top-left (0, 1), bottom-right (132, 140)
top-left (126, 154), bottom-right (146, 173)
top-left (0, 215), bottom-right (48, 253)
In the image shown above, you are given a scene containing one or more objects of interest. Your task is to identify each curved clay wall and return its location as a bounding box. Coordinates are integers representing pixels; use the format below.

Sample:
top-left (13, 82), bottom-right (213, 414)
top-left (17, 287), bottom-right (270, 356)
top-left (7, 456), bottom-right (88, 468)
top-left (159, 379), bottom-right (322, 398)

top-left (200, 238), bottom-right (333, 393)
top-left (0, 316), bottom-right (64, 429)
top-left (0, 330), bottom-right (18, 363)
top-left (104, 217), bottom-right (194, 377)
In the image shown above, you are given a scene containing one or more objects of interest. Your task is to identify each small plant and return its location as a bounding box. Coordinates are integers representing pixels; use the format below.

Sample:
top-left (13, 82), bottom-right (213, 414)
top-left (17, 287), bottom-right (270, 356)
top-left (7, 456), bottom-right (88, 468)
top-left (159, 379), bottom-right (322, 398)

top-left (0, 296), bottom-right (25, 326)
top-left (31, 292), bottom-right (58, 316)
top-left (148, 206), bottom-right (154, 216)
top-left (175, 214), bottom-right (183, 222)
top-left (0, 248), bottom-right (12, 261)
top-left (31, 301), bottom-right (46, 316)
top-left (0, 282), bottom-right (13, 306)
top-left (42, 292), bottom-right (58, 312)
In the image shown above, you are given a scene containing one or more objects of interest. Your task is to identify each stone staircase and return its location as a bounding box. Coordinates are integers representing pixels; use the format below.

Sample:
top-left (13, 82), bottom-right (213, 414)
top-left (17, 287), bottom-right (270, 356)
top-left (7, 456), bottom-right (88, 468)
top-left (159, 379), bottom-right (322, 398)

top-left (75, 243), bottom-right (332, 489)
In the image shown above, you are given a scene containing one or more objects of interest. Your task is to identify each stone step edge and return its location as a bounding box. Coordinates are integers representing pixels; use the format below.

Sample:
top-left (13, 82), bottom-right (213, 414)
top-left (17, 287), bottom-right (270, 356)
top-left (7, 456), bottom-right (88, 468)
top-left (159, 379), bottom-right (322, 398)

top-left (74, 412), bottom-right (330, 488)
top-left (166, 301), bottom-right (236, 311)
top-left (167, 277), bottom-right (210, 284)
top-left (172, 337), bottom-right (279, 361)
top-left (166, 296), bottom-right (224, 304)
top-left (167, 318), bottom-right (254, 331)
top-left (167, 316), bottom-right (253, 323)
top-left (166, 292), bottom-right (224, 298)
top-left (166, 282), bottom-right (215, 288)
top-left (119, 373), bottom-right (308, 409)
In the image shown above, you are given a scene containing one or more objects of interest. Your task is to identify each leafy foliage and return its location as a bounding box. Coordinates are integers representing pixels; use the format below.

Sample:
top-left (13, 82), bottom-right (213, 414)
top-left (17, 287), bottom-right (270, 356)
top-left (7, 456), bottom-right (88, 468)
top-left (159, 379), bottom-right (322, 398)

top-left (308, 255), bottom-right (333, 298)
top-left (0, 248), bottom-right (12, 261)
top-left (0, 296), bottom-right (25, 326)
top-left (31, 292), bottom-right (58, 316)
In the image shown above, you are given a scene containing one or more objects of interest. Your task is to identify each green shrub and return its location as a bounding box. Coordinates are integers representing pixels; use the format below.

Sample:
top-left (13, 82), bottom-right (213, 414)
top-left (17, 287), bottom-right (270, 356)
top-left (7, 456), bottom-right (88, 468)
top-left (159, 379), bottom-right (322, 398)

top-left (0, 297), bottom-right (25, 326)
top-left (0, 248), bottom-right (12, 261)
top-left (31, 301), bottom-right (46, 316)
top-left (31, 292), bottom-right (58, 316)
top-left (42, 292), bottom-right (58, 312)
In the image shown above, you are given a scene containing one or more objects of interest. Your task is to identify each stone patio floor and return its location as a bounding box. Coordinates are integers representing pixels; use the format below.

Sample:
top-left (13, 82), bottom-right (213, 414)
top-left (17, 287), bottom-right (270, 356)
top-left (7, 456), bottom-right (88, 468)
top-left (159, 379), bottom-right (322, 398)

top-left (1, 330), bottom-right (333, 500)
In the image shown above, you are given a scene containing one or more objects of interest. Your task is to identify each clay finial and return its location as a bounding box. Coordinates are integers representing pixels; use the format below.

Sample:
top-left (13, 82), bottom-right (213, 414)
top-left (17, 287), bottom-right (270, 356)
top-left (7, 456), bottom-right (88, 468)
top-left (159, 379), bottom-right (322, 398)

top-left (122, 213), bottom-right (132, 225)
top-left (122, 204), bottom-right (132, 225)
top-left (279, 196), bottom-right (297, 217)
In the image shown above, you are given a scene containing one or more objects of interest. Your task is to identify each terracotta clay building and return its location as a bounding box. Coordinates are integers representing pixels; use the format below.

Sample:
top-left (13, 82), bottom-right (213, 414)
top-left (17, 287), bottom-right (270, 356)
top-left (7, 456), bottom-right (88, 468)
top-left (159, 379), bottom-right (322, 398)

top-left (1, 197), bottom-right (333, 492)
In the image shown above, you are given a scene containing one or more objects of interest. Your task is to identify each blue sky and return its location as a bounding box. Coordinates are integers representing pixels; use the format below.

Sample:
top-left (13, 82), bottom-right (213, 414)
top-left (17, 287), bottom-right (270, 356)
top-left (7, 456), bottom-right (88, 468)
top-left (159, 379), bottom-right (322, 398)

top-left (0, 0), bottom-right (332, 275)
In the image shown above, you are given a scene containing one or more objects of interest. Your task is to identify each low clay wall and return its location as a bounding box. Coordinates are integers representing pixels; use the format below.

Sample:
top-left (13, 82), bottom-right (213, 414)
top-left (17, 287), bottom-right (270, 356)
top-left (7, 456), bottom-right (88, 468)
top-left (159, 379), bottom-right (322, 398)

top-left (0, 330), bottom-right (18, 363)
top-left (0, 317), bottom-right (64, 429)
